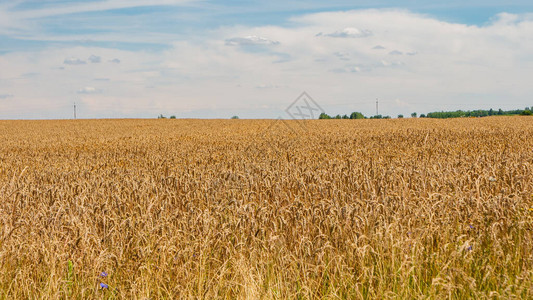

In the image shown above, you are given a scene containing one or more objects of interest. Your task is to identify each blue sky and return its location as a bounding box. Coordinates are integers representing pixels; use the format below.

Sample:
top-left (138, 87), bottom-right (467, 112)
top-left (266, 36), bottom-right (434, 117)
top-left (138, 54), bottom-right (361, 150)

top-left (1, 0), bottom-right (532, 119)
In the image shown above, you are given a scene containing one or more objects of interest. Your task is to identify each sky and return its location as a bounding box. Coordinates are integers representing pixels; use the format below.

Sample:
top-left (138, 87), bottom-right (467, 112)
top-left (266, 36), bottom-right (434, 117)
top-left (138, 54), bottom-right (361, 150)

top-left (0, 0), bottom-right (532, 119)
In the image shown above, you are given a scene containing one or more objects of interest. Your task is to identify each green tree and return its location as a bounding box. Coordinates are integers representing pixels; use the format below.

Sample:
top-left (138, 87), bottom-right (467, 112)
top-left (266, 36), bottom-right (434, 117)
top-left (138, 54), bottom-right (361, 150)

top-left (231, 116), bottom-right (239, 119)
top-left (349, 112), bottom-right (365, 119)
top-left (318, 113), bottom-right (331, 119)
top-left (170, 115), bottom-right (176, 119)
top-left (398, 114), bottom-right (404, 118)
top-left (370, 115), bottom-right (390, 119)
top-left (411, 112), bottom-right (417, 118)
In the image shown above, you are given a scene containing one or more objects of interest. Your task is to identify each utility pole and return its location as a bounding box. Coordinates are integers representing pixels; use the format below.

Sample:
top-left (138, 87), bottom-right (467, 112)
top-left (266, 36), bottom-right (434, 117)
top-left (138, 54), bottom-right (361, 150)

top-left (376, 98), bottom-right (379, 116)
top-left (74, 102), bottom-right (77, 119)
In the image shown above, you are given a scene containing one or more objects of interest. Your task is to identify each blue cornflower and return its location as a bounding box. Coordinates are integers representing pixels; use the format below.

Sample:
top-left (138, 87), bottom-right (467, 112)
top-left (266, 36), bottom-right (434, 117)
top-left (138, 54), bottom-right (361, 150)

top-left (469, 225), bottom-right (474, 229)
top-left (467, 246), bottom-right (472, 251)
top-left (100, 271), bottom-right (108, 277)
top-left (100, 283), bottom-right (109, 289)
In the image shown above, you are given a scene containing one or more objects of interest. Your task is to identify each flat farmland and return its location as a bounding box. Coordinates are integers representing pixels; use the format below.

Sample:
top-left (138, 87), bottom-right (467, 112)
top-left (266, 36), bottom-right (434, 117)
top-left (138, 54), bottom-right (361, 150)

top-left (0, 118), bottom-right (532, 299)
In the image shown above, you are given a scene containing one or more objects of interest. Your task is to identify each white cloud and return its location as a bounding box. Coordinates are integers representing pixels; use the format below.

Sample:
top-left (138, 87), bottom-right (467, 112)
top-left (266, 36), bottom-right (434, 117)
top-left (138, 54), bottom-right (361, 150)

top-left (333, 52), bottom-right (351, 61)
top-left (389, 50), bottom-right (403, 55)
top-left (64, 58), bottom-right (86, 65)
top-left (0, 0), bottom-right (202, 37)
top-left (319, 27), bottom-right (373, 38)
top-left (373, 45), bottom-right (386, 49)
top-left (225, 35), bottom-right (280, 46)
top-left (255, 84), bottom-right (286, 89)
top-left (109, 58), bottom-right (121, 64)
top-left (380, 60), bottom-right (404, 67)
top-left (77, 87), bottom-right (102, 94)
top-left (89, 55), bottom-right (101, 63)
top-left (395, 98), bottom-right (409, 107)
top-left (0, 94), bottom-right (14, 99)
top-left (12, 0), bottom-right (200, 19)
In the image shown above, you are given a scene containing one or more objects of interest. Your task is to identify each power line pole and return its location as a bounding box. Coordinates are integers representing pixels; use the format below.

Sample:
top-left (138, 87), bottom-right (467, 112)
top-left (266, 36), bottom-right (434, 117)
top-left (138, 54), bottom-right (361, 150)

top-left (376, 98), bottom-right (379, 116)
top-left (74, 102), bottom-right (77, 119)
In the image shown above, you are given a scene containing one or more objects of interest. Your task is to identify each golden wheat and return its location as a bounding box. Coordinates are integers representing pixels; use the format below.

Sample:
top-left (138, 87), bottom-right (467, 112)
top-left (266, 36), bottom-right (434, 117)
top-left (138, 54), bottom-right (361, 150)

top-left (0, 117), bottom-right (532, 299)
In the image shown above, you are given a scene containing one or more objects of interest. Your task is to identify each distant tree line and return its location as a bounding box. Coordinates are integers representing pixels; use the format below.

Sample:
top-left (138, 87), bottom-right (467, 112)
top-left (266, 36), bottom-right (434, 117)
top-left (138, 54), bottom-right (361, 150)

top-left (424, 107), bottom-right (532, 119)
top-left (157, 115), bottom-right (241, 119)
top-left (157, 114), bottom-right (176, 119)
top-left (156, 107), bottom-right (532, 120)
top-left (319, 112), bottom-right (391, 119)
top-left (317, 107), bottom-right (532, 120)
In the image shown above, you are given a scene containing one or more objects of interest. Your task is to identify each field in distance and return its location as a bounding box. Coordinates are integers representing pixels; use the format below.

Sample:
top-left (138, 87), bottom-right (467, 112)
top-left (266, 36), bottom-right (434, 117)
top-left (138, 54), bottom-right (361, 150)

top-left (0, 117), bottom-right (532, 298)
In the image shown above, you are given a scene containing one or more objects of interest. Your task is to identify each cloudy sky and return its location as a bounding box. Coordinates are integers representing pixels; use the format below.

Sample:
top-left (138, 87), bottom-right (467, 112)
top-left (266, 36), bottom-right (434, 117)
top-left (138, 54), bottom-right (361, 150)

top-left (1, 0), bottom-right (532, 119)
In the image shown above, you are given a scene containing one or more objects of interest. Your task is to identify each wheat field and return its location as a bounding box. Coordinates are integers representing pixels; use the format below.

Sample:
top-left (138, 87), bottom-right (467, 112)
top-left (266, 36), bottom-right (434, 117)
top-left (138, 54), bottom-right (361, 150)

top-left (0, 117), bottom-right (532, 299)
